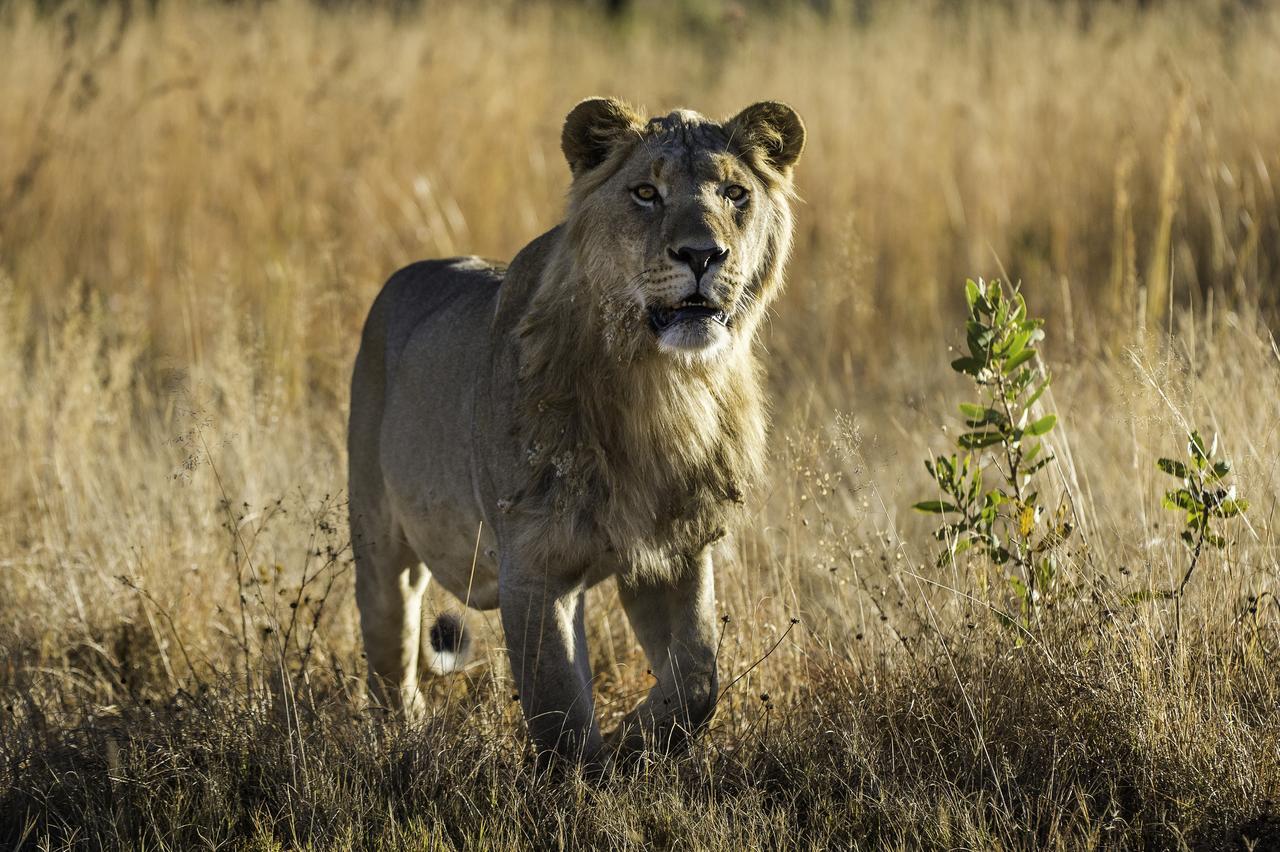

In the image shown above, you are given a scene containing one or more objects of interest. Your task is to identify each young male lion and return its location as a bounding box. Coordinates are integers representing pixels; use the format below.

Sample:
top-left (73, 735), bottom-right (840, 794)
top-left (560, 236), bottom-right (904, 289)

top-left (348, 97), bottom-right (804, 768)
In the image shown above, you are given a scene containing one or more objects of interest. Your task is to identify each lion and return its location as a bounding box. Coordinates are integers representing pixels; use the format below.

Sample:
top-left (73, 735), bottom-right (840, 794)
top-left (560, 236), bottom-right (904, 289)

top-left (348, 97), bottom-right (804, 768)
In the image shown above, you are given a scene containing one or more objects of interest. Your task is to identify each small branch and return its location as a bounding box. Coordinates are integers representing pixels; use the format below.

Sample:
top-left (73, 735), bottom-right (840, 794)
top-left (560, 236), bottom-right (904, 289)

top-left (716, 619), bottom-right (799, 705)
top-left (1176, 522), bottom-right (1207, 598)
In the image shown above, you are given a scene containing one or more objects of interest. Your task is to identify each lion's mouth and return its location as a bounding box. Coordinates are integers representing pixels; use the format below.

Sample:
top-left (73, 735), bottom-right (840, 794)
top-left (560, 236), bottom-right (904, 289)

top-left (648, 297), bottom-right (730, 334)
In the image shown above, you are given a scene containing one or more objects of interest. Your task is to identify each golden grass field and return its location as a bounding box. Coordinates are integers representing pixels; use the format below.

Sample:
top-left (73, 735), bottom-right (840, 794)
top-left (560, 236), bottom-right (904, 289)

top-left (2, 0), bottom-right (1279, 848)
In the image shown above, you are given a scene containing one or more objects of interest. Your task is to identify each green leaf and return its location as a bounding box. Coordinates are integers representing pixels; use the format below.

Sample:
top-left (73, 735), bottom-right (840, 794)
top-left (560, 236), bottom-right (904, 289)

top-left (959, 404), bottom-right (1004, 428)
top-left (966, 320), bottom-right (994, 348)
top-left (1012, 292), bottom-right (1028, 323)
top-left (1188, 431), bottom-right (1209, 468)
top-left (1025, 374), bottom-right (1051, 409)
top-left (1210, 460), bottom-right (1231, 480)
top-left (968, 465), bottom-right (984, 503)
top-left (1036, 558), bottom-right (1056, 588)
top-left (1215, 498), bottom-right (1249, 518)
top-left (1008, 576), bottom-right (1029, 602)
top-left (959, 431), bottom-right (1004, 450)
top-left (964, 279), bottom-right (981, 310)
top-left (1025, 414), bottom-right (1057, 437)
top-left (951, 357), bottom-right (983, 376)
top-left (1001, 330), bottom-right (1029, 359)
top-left (913, 501), bottom-right (957, 514)
top-left (1156, 458), bottom-right (1189, 480)
top-left (1003, 348), bottom-right (1037, 373)
top-left (1025, 454), bottom-right (1055, 477)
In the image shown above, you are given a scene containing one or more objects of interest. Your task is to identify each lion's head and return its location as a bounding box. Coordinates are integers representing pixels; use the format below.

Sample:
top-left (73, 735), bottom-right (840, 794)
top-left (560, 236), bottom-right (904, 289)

top-left (557, 98), bottom-right (805, 362)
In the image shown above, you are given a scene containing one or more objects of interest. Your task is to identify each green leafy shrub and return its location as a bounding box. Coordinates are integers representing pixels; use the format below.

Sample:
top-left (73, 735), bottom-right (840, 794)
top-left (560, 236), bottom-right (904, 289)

top-left (1157, 429), bottom-right (1249, 597)
top-left (915, 279), bottom-right (1071, 624)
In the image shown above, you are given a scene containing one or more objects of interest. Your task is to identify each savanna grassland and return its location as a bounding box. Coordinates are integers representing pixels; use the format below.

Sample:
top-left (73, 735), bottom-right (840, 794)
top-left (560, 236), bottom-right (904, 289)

top-left (2, 1), bottom-right (1280, 849)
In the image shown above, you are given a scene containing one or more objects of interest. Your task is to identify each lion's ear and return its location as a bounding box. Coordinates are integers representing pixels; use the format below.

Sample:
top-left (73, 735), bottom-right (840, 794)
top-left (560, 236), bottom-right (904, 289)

top-left (726, 101), bottom-right (806, 173)
top-left (561, 97), bottom-right (643, 176)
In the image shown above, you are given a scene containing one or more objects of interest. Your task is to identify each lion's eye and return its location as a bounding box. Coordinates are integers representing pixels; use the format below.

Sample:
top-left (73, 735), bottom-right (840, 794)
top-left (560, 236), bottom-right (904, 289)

top-left (724, 184), bottom-right (749, 205)
top-left (631, 184), bottom-right (660, 205)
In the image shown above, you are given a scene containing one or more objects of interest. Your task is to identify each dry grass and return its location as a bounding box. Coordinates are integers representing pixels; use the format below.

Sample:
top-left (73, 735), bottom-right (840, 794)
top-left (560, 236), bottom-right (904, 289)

top-left (1, 1), bottom-right (1279, 849)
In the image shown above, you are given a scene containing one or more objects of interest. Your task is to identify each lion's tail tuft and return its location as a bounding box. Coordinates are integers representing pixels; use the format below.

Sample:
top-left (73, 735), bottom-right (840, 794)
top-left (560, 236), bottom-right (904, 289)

top-left (424, 612), bottom-right (472, 674)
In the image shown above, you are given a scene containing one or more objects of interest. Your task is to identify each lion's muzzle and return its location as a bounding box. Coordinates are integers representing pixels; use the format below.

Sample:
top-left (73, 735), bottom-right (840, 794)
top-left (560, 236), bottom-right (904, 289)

top-left (648, 296), bottom-right (731, 335)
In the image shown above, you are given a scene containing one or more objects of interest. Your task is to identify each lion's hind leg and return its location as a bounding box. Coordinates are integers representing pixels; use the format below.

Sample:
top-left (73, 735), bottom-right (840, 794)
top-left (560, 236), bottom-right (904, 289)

top-left (353, 516), bottom-right (431, 721)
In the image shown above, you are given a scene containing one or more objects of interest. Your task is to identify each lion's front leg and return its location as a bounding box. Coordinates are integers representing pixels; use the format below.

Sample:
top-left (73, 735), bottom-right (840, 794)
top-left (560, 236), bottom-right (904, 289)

top-left (499, 563), bottom-right (604, 770)
top-left (611, 550), bottom-right (719, 756)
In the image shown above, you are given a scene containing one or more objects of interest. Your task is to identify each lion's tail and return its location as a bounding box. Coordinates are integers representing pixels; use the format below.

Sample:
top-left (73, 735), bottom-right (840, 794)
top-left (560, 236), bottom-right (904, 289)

top-left (423, 612), bottom-right (473, 675)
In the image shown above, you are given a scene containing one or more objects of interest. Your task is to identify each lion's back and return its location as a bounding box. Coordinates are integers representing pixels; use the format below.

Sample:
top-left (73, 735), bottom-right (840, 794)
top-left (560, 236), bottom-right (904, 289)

top-left (348, 256), bottom-right (504, 511)
top-left (371, 258), bottom-right (505, 383)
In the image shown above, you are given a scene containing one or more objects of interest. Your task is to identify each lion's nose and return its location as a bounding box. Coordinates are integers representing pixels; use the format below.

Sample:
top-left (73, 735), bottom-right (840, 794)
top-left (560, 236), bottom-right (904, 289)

top-left (668, 244), bottom-right (729, 283)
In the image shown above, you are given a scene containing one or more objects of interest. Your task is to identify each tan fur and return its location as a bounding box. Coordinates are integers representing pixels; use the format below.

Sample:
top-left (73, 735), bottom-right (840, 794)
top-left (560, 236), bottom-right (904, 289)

top-left (349, 98), bottom-right (804, 768)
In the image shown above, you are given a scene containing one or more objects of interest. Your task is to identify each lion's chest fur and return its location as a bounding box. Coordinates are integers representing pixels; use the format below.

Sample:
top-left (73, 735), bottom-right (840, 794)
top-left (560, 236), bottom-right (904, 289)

top-left (512, 351), bottom-right (764, 584)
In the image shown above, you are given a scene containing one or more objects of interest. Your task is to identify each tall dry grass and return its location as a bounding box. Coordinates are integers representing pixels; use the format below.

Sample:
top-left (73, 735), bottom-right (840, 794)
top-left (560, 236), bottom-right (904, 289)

top-left (1, 1), bottom-right (1279, 849)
